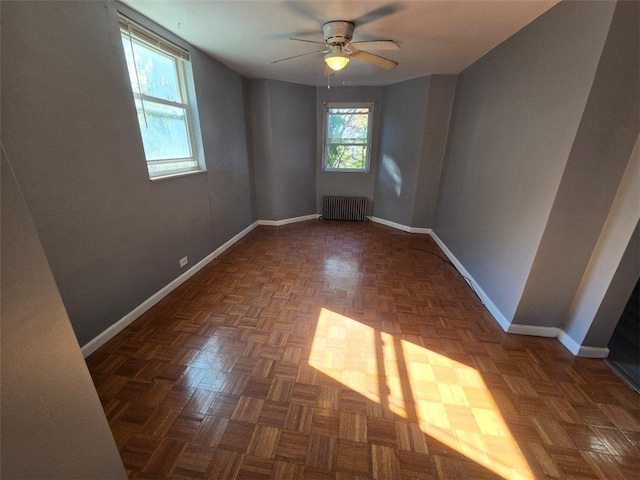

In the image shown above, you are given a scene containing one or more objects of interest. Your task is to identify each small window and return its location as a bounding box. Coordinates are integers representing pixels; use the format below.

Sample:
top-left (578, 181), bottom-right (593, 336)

top-left (119, 14), bottom-right (202, 179)
top-left (323, 103), bottom-right (373, 172)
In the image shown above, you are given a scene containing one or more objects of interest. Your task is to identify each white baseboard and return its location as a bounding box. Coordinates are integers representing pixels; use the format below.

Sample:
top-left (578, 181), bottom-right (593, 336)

top-left (258, 214), bottom-right (320, 227)
top-left (558, 331), bottom-right (610, 358)
top-left (370, 216), bottom-right (411, 232)
top-left (431, 232), bottom-right (612, 357)
top-left (410, 227), bottom-right (433, 234)
top-left (578, 346), bottom-right (610, 358)
top-left (81, 221), bottom-right (259, 357)
top-left (430, 232), bottom-right (512, 333)
top-left (83, 216), bottom-right (610, 359)
top-left (507, 324), bottom-right (560, 337)
top-left (369, 216), bottom-right (432, 235)
top-left (82, 214), bottom-right (322, 356)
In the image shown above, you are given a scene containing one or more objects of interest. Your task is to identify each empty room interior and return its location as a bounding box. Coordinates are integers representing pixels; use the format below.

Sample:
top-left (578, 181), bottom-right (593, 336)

top-left (2, 1), bottom-right (639, 479)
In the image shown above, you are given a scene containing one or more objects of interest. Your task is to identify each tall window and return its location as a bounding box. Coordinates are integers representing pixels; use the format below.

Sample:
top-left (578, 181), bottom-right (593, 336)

top-left (119, 14), bottom-right (202, 179)
top-left (323, 103), bottom-right (373, 172)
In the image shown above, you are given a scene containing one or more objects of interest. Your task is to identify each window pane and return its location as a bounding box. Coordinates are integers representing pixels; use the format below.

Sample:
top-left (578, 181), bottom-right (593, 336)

top-left (122, 35), bottom-right (182, 103)
top-left (327, 109), bottom-right (369, 144)
top-left (135, 100), bottom-right (192, 161)
top-left (326, 145), bottom-right (368, 170)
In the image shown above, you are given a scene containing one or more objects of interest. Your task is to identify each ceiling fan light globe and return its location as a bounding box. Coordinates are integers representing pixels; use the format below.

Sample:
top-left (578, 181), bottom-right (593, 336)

top-left (324, 54), bottom-right (349, 71)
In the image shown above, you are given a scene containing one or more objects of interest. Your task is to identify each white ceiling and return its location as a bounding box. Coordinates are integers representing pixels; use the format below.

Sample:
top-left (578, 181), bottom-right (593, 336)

top-left (121, 0), bottom-right (559, 87)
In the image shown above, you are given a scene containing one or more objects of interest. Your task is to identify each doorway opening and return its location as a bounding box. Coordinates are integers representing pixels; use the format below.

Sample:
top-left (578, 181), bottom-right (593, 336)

top-left (606, 278), bottom-right (640, 392)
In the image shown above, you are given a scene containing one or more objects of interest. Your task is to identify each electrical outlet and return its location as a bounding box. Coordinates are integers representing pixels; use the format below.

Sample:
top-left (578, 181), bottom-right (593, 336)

top-left (179, 256), bottom-right (188, 268)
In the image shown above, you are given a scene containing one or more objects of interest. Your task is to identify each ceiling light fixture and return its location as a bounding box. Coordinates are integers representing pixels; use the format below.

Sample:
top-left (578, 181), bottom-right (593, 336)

top-left (324, 46), bottom-right (350, 71)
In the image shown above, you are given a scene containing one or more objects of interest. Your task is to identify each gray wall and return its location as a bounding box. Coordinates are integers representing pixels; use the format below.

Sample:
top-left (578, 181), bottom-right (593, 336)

top-left (248, 80), bottom-right (276, 220)
top-left (434, 1), bottom-right (616, 322)
top-left (374, 75), bottom-right (456, 228)
top-left (1, 1), bottom-right (255, 346)
top-left (194, 45), bottom-right (256, 247)
top-left (411, 75), bottom-right (457, 228)
top-left (375, 77), bottom-right (431, 226)
top-left (316, 86), bottom-right (384, 216)
top-left (1, 152), bottom-right (127, 480)
top-left (513, 0), bottom-right (639, 328)
top-left (248, 79), bottom-right (317, 221)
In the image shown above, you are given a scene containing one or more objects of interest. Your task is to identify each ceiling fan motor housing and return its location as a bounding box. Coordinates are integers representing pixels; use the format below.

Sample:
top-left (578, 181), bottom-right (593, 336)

top-left (323, 21), bottom-right (355, 45)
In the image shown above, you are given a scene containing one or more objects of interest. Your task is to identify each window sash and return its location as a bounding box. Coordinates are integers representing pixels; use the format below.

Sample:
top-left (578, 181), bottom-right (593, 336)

top-left (118, 13), bottom-right (189, 62)
top-left (327, 141), bottom-right (369, 147)
top-left (135, 92), bottom-right (189, 111)
top-left (133, 98), bottom-right (194, 162)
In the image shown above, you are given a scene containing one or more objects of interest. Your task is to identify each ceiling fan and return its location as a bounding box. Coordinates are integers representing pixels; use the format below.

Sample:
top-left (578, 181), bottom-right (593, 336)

top-left (272, 20), bottom-right (399, 72)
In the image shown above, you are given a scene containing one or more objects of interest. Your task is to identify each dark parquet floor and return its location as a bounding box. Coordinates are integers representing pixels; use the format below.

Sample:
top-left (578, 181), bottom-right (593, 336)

top-left (87, 220), bottom-right (640, 479)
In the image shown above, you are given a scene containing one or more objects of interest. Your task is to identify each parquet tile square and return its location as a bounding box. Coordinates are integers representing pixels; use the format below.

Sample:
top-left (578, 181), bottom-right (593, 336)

top-left (305, 434), bottom-right (337, 472)
top-left (140, 437), bottom-right (186, 478)
top-left (246, 425), bottom-right (281, 458)
top-left (594, 426), bottom-right (639, 457)
top-left (367, 417), bottom-right (397, 448)
top-left (267, 377), bottom-right (294, 403)
top-left (396, 450), bottom-right (435, 479)
top-left (284, 403), bottom-right (314, 434)
top-left (271, 460), bottom-right (303, 480)
top-left (87, 221), bottom-right (639, 479)
top-left (336, 440), bottom-right (370, 474)
top-left (291, 383), bottom-right (319, 406)
top-left (217, 420), bottom-right (255, 453)
top-left (236, 454), bottom-right (273, 480)
top-left (183, 389), bottom-right (217, 414)
top-left (167, 411), bottom-right (208, 443)
top-left (205, 392), bottom-right (240, 418)
top-left (310, 408), bottom-right (340, 437)
top-left (120, 435), bottom-right (162, 473)
top-left (192, 415), bottom-right (228, 447)
top-left (173, 444), bottom-right (214, 479)
top-left (275, 431), bottom-right (309, 464)
top-left (371, 444), bottom-right (401, 480)
top-left (230, 396), bottom-right (265, 423)
top-left (257, 400), bottom-right (289, 428)
top-left (339, 412), bottom-right (368, 443)
top-left (207, 448), bottom-right (243, 479)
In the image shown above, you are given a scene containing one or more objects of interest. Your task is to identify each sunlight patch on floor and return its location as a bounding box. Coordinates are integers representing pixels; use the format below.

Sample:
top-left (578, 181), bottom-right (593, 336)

top-left (309, 308), bottom-right (534, 480)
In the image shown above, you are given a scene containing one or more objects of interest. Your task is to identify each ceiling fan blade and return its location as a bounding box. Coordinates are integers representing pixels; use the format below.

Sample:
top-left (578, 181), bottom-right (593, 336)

top-left (289, 37), bottom-right (326, 45)
top-left (265, 30), bottom-right (318, 41)
top-left (349, 40), bottom-right (399, 51)
top-left (350, 50), bottom-right (398, 70)
top-left (352, 3), bottom-right (405, 27)
top-left (282, 2), bottom-right (324, 24)
top-left (271, 49), bottom-right (326, 64)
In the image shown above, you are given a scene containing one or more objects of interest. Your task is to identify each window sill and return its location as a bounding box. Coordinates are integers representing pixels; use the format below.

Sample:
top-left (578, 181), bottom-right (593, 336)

top-left (149, 169), bottom-right (207, 182)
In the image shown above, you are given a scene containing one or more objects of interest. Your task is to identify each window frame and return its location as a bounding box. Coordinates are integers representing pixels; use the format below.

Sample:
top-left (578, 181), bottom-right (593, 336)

top-left (118, 14), bottom-right (204, 180)
top-left (322, 102), bottom-right (374, 173)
